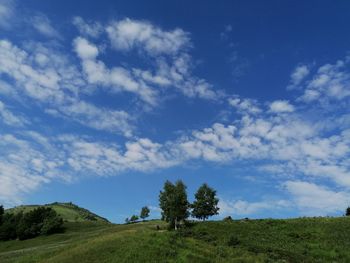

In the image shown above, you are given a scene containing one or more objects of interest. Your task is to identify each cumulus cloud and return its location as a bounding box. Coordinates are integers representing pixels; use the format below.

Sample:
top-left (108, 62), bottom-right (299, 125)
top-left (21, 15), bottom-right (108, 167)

top-left (0, 133), bottom-right (64, 206)
top-left (288, 64), bottom-right (310, 89)
top-left (106, 18), bottom-right (190, 56)
top-left (284, 181), bottom-right (350, 215)
top-left (0, 39), bottom-right (134, 136)
top-left (299, 59), bottom-right (350, 103)
top-left (72, 16), bottom-right (103, 38)
top-left (73, 37), bottom-right (99, 60)
top-left (105, 18), bottom-right (221, 101)
top-left (228, 96), bottom-right (261, 115)
top-left (269, 100), bottom-right (294, 113)
top-left (218, 198), bottom-right (290, 216)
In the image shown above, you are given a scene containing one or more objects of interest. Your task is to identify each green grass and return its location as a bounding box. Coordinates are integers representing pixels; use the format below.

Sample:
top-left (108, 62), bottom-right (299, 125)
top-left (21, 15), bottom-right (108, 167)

top-left (1, 217), bottom-right (350, 262)
top-left (6, 202), bottom-right (109, 223)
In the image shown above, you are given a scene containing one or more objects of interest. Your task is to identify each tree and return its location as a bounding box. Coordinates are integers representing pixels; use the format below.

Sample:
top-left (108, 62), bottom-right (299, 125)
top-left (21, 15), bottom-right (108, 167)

top-left (346, 207), bottom-right (350, 216)
top-left (159, 180), bottom-right (189, 230)
top-left (140, 206), bottom-right (150, 221)
top-left (191, 183), bottom-right (219, 221)
top-left (130, 215), bottom-right (139, 223)
top-left (125, 217), bottom-right (130, 224)
top-left (17, 207), bottom-right (63, 240)
top-left (0, 205), bottom-right (4, 225)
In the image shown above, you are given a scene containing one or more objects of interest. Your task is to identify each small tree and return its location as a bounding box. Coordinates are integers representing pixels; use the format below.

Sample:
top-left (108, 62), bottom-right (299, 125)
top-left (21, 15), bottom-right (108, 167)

top-left (346, 207), bottom-right (350, 216)
top-left (0, 205), bottom-right (4, 225)
top-left (159, 180), bottom-right (189, 230)
top-left (125, 217), bottom-right (130, 224)
top-left (192, 183), bottom-right (219, 221)
top-left (130, 215), bottom-right (139, 223)
top-left (140, 206), bottom-right (150, 221)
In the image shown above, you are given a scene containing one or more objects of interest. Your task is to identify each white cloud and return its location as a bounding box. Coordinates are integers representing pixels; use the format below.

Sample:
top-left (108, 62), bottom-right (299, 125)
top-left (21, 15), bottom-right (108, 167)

top-left (269, 100), bottom-right (294, 113)
top-left (73, 37), bottom-right (99, 60)
top-left (284, 181), bottom-right (350, 215)
top-left (0, 0), bottom-right (14, 29)
top-left (218, 198), bottom-right (290, 216)
top-left (0, 39), bottom-right (135, 136)
top-left (299, 59), bottom-right (350, 102)
top-left (0, 100), bottom-right (28, 126)
top-left (106, 18), bottom-right (190, 56)
top-left (288, 65), bottom-right (309, 89)
top-left (228, 96), bottom-right (261, 115)
top-left (58, 101), bottom-right (134, 137)
top-left (32, 14), bottom-right (60, 38)
top-left (72, 16), bottom-right (103, 38)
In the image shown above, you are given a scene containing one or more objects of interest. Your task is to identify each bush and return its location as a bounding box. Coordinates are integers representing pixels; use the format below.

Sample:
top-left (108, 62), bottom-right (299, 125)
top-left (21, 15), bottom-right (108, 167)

top-left (227, 235), bottom-right (240, 247)
top-left (0, 213), bottom-right (22, 241)
top-left (41, 215), bottom-right (64, 235)
top-left (1, 207), bottom-right (63, 241)
top-left (223, 216), bottom-right (233, 222)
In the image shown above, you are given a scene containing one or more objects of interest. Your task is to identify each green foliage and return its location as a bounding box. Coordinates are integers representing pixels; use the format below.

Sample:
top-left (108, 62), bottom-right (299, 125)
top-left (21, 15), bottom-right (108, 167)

top-left (41, 214), bottom-right (64, 235)
top-left (346, 207), bottom-right (350, 216)
top-left (0, 205), bottom-right (4, 225)
top-left (0, 207), bottom-right (63, 241)
top-left (6, 202), bottom-right (109, 223)
top-left (223, 216), bottom-right (233, 222)
top-left (159, 180), bottom-right (189, 229)
top-left (140, 206), bottom-right (150, 220)
top-left (0, 216), bottom-right (350, 262)
top-left (130, 215), bottom-right (139, 223)
top-left (191, 183), bottom-right (219, 221)
top-left (0, 212), bottom-right (23, 241)
top-left (2, 218), bottom-right (350, 262)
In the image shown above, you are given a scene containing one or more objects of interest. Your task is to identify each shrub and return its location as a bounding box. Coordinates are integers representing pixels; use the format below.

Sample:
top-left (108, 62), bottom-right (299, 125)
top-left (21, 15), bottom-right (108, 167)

top-left (223, 216), bottom-right (233, 222)
top-left (346, 207), bottom-right (350, 216)
top-left (2, 207), bottom-right (63, 240)
top-left (227, 235), bottom-right (240, 247)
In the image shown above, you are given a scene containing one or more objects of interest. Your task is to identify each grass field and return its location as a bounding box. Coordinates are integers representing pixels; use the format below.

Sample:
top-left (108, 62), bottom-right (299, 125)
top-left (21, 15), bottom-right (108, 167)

top-left (1, 216), bottom-right (350, 262)
top-left (5, 203), bottom-right (109, 223)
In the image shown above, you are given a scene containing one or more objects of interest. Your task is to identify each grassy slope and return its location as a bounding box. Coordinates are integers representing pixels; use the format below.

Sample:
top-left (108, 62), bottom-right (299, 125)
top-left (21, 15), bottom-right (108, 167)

top-left (1, 217), bottom-right (350, 262)
top-left (6, 203), bottom-right (109, 223)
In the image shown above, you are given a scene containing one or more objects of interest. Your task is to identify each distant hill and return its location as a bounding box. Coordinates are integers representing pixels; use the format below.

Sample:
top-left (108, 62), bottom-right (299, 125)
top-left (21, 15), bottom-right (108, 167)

top-left (5, 202), bottom-right (109, 223)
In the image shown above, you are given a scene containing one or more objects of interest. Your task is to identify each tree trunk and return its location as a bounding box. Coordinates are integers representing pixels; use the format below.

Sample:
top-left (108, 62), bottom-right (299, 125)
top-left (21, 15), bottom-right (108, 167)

top-left (175, 217), bottom-right (178, 230)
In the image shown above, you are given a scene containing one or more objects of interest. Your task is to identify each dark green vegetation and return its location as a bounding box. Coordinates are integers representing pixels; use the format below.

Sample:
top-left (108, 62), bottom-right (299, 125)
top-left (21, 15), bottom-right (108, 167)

top-left (191, 183), bottom-right (219, 221)
top-left (0, 207), bottom-right (63, 241)
top-left (6, 202), bottom-right (109, 223)
top-left (1, 217), bottom-right (350, 262)
top-left (159, 180), bottom-right (190, 230)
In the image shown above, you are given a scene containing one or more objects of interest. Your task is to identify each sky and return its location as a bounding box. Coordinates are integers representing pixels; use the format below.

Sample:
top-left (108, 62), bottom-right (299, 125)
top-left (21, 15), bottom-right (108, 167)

top-left (0, 0), bottom-right (350, 223)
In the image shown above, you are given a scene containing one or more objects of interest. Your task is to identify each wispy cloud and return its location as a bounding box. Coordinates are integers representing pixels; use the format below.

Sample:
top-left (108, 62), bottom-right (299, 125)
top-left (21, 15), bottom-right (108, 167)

top-left (0, 0), bottom-right (15, 29)
top-left (32, 14), bottom-right (61, 38)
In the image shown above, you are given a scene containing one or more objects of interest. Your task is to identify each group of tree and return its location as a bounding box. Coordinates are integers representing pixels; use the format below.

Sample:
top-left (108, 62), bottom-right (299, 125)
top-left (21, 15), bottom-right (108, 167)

top-left (159, 180), bottom-right (219, 230)
top-left (0, 205), bottom-right (64, 241)
top-left (125, 206), bottom-right (150, 224)
top-left (346, 207), bottom-right (350, 216)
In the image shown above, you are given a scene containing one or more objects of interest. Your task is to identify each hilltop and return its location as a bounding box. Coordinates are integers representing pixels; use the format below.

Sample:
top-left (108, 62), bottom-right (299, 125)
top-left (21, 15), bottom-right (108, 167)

top-left (1, 216), bottom-right (350, 262)
top-left (5, 202), bottom-right (109, 223)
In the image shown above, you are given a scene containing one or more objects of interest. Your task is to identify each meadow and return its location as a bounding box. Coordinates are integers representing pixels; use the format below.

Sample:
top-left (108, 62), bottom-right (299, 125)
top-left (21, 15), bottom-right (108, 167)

top-left (1, 216), bottom-right (350, 262)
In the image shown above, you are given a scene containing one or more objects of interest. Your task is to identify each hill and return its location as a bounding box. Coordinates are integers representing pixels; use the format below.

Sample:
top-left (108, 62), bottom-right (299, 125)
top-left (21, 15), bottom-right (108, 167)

top-left (5, 202), bottom-right (109, 223)
top-left (1, 216), bottom-right (350, 262)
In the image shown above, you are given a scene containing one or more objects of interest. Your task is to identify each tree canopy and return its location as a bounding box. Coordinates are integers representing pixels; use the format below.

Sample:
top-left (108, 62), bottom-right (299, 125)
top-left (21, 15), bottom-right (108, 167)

top-left (159, 180), bottom-right (189, 230)
top-left (191, 183), bottom-right (219, 221)
top-left (140, 206), bottom-right (150, 221)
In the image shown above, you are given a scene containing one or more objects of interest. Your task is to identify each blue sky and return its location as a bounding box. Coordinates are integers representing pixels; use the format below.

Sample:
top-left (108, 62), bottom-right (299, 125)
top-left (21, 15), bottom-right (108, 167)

top-left (0, 0), bottom-right (350, 223)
